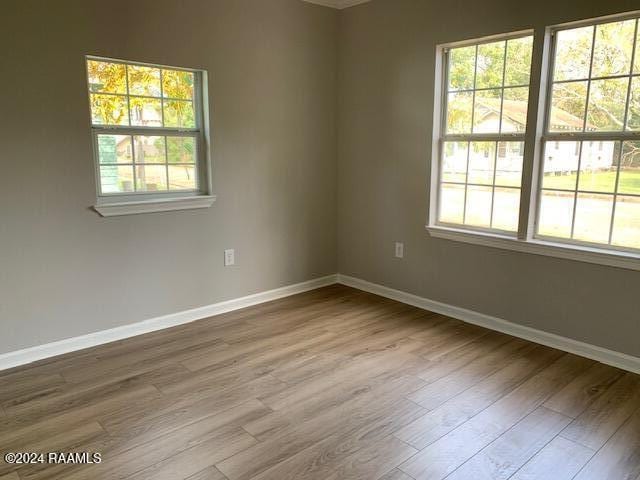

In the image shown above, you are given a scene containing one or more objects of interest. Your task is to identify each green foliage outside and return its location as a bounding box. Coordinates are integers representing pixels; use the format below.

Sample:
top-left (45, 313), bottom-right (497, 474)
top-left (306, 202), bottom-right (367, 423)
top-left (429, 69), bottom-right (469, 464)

top-left (167, 137), bottom-right (195, 164)
top-left (447, 21), bottom-right (640, 134)
top-left (447, 36), bottom-right (533, 133)
top-left (88, 60), bottom-right (195, 128)
top-left (547, 20), bottom-right (639, 131)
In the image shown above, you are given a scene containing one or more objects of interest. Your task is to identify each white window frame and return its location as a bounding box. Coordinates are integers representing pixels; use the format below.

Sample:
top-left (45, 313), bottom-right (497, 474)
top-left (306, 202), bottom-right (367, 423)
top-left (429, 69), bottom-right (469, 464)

top-left (86, 56), bottom-right (216, 216)
top-left (427, 12), bottom-right (640, 272)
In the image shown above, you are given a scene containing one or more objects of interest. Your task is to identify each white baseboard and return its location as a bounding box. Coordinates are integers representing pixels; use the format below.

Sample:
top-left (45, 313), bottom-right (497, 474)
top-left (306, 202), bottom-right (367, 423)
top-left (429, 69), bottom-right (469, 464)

top-left (0, 274), bottom-right (338, 372)
top-left (3, 272), bottom-right (638, 375)
top-left (337, 274), bottom-right (640, 375)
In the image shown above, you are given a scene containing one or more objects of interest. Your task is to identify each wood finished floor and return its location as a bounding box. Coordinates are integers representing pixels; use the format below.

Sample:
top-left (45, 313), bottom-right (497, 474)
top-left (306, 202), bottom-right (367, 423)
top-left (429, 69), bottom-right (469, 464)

top-left (1, 284), bottom-right (639, 480)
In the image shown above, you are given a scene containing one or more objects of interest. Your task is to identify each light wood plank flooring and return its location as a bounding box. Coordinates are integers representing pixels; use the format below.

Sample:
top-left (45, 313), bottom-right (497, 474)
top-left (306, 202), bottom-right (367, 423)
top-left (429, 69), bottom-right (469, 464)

top-left (1, 284), bottom-right (639, 480)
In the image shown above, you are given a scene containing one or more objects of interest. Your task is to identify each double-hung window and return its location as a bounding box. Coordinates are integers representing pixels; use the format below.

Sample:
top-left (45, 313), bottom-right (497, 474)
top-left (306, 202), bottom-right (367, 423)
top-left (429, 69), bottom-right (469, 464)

top-left (430, 12), bottom-right (640, 269)
top-left (86, 57), bottom-right (214, 216)
top-left (437, 34), bottom-right (534, 233)
top-left (537, 18), bottom-right (640, 251)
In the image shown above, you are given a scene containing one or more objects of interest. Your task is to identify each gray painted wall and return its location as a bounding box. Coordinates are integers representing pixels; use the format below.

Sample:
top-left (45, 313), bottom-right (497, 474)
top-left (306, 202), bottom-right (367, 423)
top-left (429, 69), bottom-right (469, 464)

top-left (337, 0), bottom-right (640, 357)
top-left (0, 0), bottom-right (338, 354)
top-left (1, 0), bottom-right (638, 359)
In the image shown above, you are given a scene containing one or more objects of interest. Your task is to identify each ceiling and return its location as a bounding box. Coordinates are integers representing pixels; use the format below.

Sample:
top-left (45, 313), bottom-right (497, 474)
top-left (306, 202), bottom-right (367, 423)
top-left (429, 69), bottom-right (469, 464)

top-left (301, 0), bottom-right (372, 9)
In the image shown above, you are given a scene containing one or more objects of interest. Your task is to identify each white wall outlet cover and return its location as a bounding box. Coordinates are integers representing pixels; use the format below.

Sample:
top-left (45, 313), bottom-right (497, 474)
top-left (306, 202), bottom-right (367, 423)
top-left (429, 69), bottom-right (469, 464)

top-left (224, 249), bottom-right (235, 266)
top-left (395, 242), bottom-right (404, 258)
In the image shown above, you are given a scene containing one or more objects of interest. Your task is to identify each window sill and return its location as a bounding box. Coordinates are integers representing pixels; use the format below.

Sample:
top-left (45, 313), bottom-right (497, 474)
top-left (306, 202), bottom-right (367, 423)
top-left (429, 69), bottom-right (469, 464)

top-left (94, 195), bottom-right (217, 217)
top-left (426, 225), bottom-right (640, 271)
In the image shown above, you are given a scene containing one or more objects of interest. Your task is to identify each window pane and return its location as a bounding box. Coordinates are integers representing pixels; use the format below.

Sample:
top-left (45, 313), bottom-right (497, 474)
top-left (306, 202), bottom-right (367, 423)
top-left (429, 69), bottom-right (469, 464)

top-left (446, 91), bottom-right (473, 134)
top-left (549, 81), bottom-right (587, 132)
top-left (90, 93), bottom-right (129, 126)
top-left (578, 141), bottom-right (619, 192)
top-left (611, 196), bottom-right (640, 249)
top-left (618, 168), bottom-right (640, 194)
top-left (135, 165), bottom-right (168, 191)
top-left (541, 141), bottom-right (580, 190)
top-left (164, 100), bottom-right (196, 128)
top-left (475, 41), bottom-right (505, 89)
top-left (553, 26), bottom-right (593, 81)
top-left (573, 193), bottom-right (614, 244)
top-left (473, 89), bottom-right (502, 133)
top-left (439, 184), bottom-right (465, 224)
top-left (167, 136), bottom-right (196, 164)
top-left (501, 87), bottom-right (529, 133)
top-left (537, 190), bottom-right (575, 238)
top-left (591, 20), bottom-right (636, 78)
top-left (162, 69), bottom-right (194, 99)
top-left (129, 97), bottom-right (162, 127)
top-left (468, 141), bottom-right (496, 185)
top-left (442, 142), bottom-right (468, 183)
top-left (100, 165), bottom-right (134, 193)
top-left (128, 65), bottom-right (161, 97)
top-left (495, 142), bottom-right (523, 187)
top-left (505, 36), bottom-right (533, 86)
top-left (627, 77), bottom-right (640, 131)
top-left (133, 136), bottom-right (166, 164)
top-left (87, 60), bottom-right (126, 94)
top-left (448, 46), bottom-right (476, 91)
top-left (97, 135), bottom-right (132, 164)
top-left (619, 141), bottom-right (640, 194)
top-left (586, 78), bottom-right (628, 131)
top-left (465, 185), bottom-right (492, 227)
top-left (492, 187), bottom-right (520, 231)
top-left (168, 165), bottom-right (197, 191)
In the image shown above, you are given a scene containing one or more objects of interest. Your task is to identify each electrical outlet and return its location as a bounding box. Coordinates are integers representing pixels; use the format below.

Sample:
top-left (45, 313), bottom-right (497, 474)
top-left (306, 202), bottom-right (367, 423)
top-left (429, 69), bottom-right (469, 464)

top-left (395, 242), bottom-right (404, 259)
top-left (224, 249), bottom-right (235, 266)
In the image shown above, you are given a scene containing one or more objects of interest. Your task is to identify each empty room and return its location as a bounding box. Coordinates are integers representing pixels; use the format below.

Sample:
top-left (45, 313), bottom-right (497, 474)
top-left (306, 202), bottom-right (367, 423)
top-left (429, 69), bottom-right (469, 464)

top-left (1, 0), bottom-right (640, 479)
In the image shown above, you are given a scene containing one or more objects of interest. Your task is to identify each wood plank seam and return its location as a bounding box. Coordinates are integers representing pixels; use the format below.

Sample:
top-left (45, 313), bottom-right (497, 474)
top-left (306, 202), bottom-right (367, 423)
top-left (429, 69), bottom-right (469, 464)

top-left (0, 286), bottom-right (638, 480)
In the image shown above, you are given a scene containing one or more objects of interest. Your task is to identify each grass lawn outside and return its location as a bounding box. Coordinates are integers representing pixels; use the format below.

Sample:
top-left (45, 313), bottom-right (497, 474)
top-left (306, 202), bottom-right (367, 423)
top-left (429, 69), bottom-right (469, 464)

top-left (542, 169), bottom-right (640, 193)
top-left (441, 169), bottom-right (640, 249)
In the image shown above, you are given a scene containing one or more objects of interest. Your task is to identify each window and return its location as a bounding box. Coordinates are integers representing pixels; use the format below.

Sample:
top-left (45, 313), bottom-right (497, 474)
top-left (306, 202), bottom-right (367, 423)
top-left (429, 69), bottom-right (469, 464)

top-left (537, 18), bottom-right (640, 251)
top-left (86, 57), bottom-right (214, 216)
top-left (437, 33), bottom-right (534, 233)
top-left (430, 12), bottom-right (640, 269)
